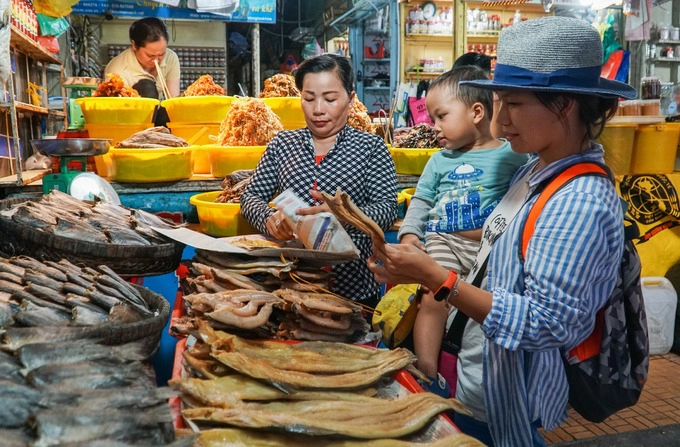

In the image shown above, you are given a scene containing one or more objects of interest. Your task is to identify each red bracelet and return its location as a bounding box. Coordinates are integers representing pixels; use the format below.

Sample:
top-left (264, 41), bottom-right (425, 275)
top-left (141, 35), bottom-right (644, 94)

top-left (434, 270), bottom-right (459, 302)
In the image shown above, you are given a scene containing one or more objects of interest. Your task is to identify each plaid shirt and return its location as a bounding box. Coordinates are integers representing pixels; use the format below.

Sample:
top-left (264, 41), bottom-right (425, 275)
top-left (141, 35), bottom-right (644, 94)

top-left (240, 125), bottom-right (397, 301)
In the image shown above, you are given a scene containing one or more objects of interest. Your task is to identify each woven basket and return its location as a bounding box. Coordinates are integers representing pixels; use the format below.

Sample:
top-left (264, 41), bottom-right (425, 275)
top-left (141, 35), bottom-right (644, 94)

top-left (3, 285), bottom-right (170, 359)
top-left (0, 197), bottom-right (184, 277)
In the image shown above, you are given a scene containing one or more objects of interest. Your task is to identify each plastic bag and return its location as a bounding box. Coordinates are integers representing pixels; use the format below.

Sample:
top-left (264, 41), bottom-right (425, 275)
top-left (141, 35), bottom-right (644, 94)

top-left (33, 0), bottom-right (78, 18)
top-left (37, 13), bottom-right (69, 37)
top-left (302, 38), bottom-right (323, 60)
top-left (372, 284), bottom-right (420, 349)
top-left (273, 189), bottom-right (358, 254)
top-left (37, 35), bottom-right (59, 54)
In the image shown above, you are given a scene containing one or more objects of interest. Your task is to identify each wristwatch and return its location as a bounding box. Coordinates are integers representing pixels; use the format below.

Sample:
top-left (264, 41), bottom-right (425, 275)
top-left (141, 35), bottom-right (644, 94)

top-left (434, 270), bottom-right (460, 302)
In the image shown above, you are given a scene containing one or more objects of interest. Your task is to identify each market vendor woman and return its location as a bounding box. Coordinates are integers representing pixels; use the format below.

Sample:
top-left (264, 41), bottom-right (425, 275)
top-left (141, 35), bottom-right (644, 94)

top-left (240, 53), bottom-right (397, 309)
top-left (104, 17), bottom-right (180, 99)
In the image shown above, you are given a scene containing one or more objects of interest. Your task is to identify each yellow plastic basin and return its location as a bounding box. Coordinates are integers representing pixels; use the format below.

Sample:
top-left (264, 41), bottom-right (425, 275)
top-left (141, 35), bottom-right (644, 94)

top-left (598, 123), bottom-right (637, 176)
top-left (85, 123), bottom-right (154, 147)
top-left (108, 147), bottom-right (193, 183)
top-left (167, 121), bottom-right (220, 146)
top-left (261, 97), bottom-right (305, 130)
top-left (630, 123), bottom-right (680, 174)
top-left (161, 96), bottom-right (235, 123)
top-left (207, 145), bottom-right (266, 178)
top-left (76, 97), bottom-right (159, 124)
top-left (389, 147), bottom-right (440, 175)
top-left (190, 191), bottom-right (258, 237)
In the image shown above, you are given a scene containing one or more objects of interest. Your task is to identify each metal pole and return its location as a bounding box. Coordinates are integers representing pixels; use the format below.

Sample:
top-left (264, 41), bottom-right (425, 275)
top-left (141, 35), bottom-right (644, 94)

top-left (253, 23), bottom-right (260, 97)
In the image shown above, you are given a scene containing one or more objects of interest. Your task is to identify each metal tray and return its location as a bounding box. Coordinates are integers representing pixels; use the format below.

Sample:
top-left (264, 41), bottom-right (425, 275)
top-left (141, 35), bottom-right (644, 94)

top-left (30, 138), bottom-right (111, 157)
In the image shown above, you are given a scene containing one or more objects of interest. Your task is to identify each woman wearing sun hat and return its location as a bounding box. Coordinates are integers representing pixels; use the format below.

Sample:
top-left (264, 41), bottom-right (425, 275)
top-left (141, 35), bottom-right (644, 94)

top-left (368, 16), bottom-right (636, 446)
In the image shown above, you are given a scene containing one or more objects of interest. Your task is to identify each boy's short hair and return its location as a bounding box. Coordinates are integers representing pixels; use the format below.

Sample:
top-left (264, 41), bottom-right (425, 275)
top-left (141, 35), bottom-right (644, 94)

top-left (429, 66), bottom-right (493, 118)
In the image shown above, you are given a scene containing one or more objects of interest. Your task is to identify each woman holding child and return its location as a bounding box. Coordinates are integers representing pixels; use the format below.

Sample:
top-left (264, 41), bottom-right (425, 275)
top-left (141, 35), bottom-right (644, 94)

top-left (368, 17), bottom-right (636, 446)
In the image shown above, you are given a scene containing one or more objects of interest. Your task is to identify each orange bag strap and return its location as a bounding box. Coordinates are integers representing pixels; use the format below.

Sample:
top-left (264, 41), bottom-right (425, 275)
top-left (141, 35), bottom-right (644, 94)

top-left (521, 162), bottom-right (609, 260)
top-left (521, 161), bottom-right (610, 362)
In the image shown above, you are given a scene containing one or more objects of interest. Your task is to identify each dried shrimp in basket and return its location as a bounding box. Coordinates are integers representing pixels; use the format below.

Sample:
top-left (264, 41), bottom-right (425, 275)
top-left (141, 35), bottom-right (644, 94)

top-left (259, 74), bottom-right (300, 98)
top-left (216, 97), bottom-right (283, 146)
top-left (92, 73), bottom-right (139, 97)
top-left (348, 98), bottom-right (376, 134)
top-left (184, 74), bottom-right (225, 96)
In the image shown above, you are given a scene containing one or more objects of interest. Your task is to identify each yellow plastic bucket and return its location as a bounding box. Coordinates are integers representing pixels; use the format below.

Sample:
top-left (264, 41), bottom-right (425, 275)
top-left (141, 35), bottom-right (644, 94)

top-left (190, 191), bottom-right (258, 237)
top-left (261, 97), bottom-right (305, 130)
top-left (167, 122), bottom-right (220, 146)
top-left (630, 123), bottom-right (680, 174)
top-left (389, 147), bottom-right (440, 175)
top-left (598, 123), bottom-right (637, 176)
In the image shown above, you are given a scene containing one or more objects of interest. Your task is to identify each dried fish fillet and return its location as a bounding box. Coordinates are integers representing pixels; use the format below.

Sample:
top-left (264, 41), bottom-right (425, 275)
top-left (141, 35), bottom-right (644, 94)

top-left (182, 392), bottom-right (470, 438)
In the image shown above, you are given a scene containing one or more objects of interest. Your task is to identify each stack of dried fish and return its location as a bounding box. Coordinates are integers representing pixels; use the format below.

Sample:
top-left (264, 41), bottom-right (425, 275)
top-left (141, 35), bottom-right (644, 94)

top-left (173, 249), bottom-right (371, 342)
top-left (169, 322), bottom-right (481, 446)
top-left (0, 255), bottom-right (152, 328)
top-left (275, 288), bottom-right (370, 343)
top-left (0, 190), bottom-right (177, 246)
top-left (115, 126), bottom-right (190, 148)
top-left (214, 169), bottom-right (254, 204)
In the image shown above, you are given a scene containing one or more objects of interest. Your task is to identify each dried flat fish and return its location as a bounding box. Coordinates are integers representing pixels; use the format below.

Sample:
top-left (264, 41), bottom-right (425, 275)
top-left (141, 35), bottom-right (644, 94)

top-left (170, 375), bottom-right (377, 408)
top-left (193, 428), bottom-right (484, 447)
top-left (321, 188), bottom-right (385, 243)
top-left (182, 392), bottom-right (469, 438)
top-left (18, 339), bottom-right (148, 370)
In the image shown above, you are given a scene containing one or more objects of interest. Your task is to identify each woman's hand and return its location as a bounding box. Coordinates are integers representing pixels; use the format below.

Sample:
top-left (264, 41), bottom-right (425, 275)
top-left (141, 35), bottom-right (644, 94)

top-left (266, 210), bottom-right (295, 241)
top-left (296, 190), bottom-right (331, 216)
top-left (368, 242), bottom-right (448, 292)
top-left (399, 234), bottom-right (426, 252)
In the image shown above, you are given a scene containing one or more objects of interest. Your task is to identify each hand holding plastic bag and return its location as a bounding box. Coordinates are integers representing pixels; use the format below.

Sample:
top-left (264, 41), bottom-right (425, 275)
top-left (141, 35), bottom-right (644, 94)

top-left (273, 189), bottom-right (358, 254)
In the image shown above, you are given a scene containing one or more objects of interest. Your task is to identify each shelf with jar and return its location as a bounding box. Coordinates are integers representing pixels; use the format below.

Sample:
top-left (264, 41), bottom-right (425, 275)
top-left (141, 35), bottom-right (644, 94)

top-left (457, 2), bottom-right (547, 59)
top-left (399, 1), bottom-right (455, 84)
top-left (2, 17), bottom-right (67, 186)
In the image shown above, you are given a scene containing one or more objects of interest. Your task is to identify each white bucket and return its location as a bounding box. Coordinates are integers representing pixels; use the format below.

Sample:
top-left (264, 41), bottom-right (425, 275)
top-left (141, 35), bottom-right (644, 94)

top-left (641, 277), bottom-right (678, 355)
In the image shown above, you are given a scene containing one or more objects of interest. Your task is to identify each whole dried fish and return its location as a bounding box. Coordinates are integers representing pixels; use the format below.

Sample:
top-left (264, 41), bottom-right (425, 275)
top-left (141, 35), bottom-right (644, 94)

top-left (14, 300), bottom-right (72, 327)
top-left (51, 216), bottom-right (109, 243)
top-left (18, 339), bottom-right (149, 370)
top-left (0, 260), bottom-right (25, 278)
top-left (33, 404), bottom-right (174, 447)
top-left (0, 350), bottom-right (22, 382)
top-left (23, 269), bottom-right (62, 290)
top-left (0, 301), bottom-right (15, 327)
top-left (192, 428), bottom-right (482, 446)
top-left (27, 360), bottom-right (155, 389)
top-left (1, 326), bottom-right (101, 351)
top-left (182, 392), bottom-right (468, 438)
top-left (72, 304), bottom-right (108, 326)
top-left (0, 271), bottom-right (23, 284)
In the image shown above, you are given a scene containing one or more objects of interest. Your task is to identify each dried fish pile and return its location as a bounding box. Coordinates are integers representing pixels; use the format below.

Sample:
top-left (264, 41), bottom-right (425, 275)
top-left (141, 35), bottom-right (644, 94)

top-left (0, 337), bottom-right (180, 446)
top-left (173, 250), bottom-right (371, 343)
top-left (0, 256), bottom-right (152, 329)
top-left (0, 189), bottom-right (177, 246)
top-left (170, 323), bottom-right (480, 445)
top-left (0, 255), bottom-right (153, 330)
top-left (214, 169), bottom-right (254, 204)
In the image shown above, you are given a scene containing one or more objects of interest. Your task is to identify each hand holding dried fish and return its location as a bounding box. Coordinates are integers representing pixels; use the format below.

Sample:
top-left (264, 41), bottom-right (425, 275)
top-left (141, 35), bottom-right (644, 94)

top-left (321, 188), bottom-right (386, 243)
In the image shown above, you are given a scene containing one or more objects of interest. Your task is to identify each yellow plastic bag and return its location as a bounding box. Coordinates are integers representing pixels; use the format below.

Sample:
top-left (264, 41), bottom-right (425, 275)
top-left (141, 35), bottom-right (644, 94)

top-left (33, 0), bottom-right (79, 18)
top-left (372, 284), bottom-right (421, 349)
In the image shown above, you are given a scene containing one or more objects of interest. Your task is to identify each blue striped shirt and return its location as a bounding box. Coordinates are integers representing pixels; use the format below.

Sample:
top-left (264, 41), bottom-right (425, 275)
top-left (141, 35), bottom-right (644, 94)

top-left (480, 146), bottom-right (624, 446)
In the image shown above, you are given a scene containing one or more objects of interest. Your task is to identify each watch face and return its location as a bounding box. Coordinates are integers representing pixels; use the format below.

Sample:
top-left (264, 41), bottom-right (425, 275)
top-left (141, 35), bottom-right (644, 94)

top-left (422, 1), bottom-right (437, 20)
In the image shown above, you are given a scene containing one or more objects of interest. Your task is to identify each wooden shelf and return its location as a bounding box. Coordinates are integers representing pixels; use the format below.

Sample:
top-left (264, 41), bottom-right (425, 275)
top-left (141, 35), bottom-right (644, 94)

top-left (405, 71), bottom-right (444, 80)
top-left (0, 169), bottom-right (51, 186)
top-left (49, 110), bottom-right (66, 117)
top-left (10, 26), bottom-right (60, 65)
top-left (0, 101), bottom-right (49, 114)
top-left (405, 34), bottom-right (453, 41)
top-left (650, 58), bottom-right (680, 63)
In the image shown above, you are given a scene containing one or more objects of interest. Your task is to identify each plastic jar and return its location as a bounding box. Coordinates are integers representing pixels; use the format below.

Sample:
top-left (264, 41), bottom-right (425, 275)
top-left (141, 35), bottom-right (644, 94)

top-left (659, 26), bottom-right (670, 41)
top-left (640, 99), bottom-right (661, 116)
top-left (641, 76), bottom-right (662, 99)
top-left (671, 27), bottom-right (680, 41)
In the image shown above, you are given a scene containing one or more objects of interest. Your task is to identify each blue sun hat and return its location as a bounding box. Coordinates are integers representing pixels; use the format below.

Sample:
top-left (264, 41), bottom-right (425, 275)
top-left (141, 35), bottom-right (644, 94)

top-left (461, 16), bottom-right (637, 99)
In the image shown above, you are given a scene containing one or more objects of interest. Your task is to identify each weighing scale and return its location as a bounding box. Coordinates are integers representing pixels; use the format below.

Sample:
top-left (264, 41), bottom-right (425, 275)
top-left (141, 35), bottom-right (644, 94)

top-left (30, 138), bottom-right (121, 204)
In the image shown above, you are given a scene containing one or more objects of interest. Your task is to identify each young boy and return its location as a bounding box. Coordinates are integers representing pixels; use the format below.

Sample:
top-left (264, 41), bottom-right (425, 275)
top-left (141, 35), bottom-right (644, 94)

top-left (398, 65), bottom-right (528, 395)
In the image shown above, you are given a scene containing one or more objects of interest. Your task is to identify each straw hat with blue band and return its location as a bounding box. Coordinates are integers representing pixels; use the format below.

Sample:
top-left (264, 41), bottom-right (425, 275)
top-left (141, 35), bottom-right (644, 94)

top-left (461, 16), bottom-right (637, 100)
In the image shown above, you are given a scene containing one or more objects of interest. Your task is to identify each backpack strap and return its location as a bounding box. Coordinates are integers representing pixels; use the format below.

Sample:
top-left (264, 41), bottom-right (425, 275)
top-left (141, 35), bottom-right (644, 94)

top-left (520, 162), bottom-right (610, 261)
